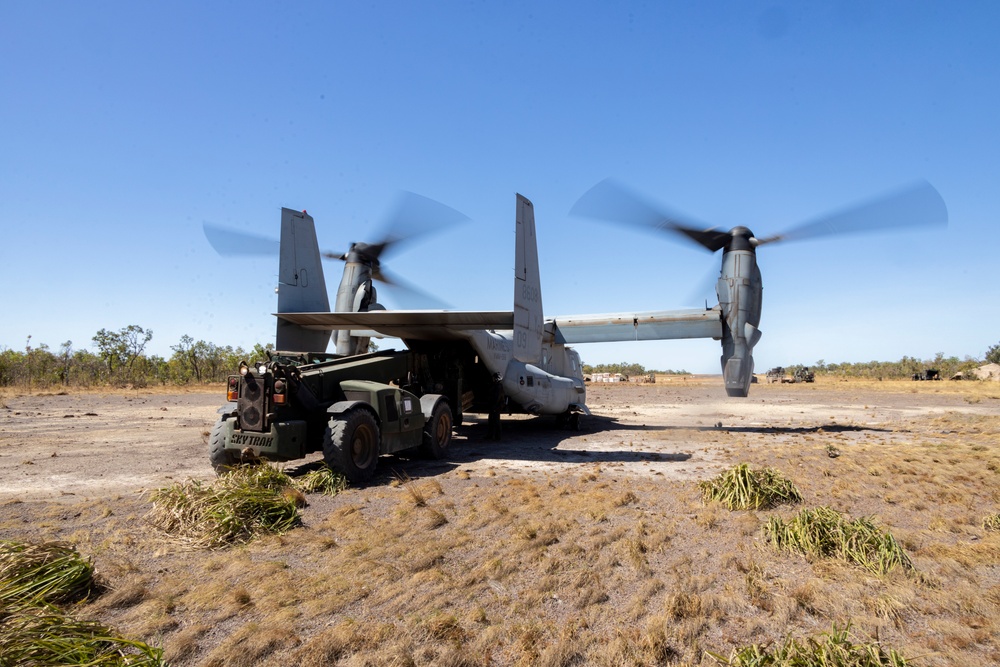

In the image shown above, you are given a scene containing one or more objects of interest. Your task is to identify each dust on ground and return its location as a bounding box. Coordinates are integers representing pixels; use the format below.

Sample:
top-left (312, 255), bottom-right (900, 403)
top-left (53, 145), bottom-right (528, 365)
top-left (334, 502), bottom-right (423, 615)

top-left (1, 377), bottom-right (996, 501)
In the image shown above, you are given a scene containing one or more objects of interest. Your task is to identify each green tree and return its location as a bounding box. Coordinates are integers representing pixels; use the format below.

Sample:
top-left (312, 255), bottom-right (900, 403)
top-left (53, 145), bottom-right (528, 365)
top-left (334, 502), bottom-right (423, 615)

top-left (170, 335), bottom-right (203, 382)
top-left (986, 342), bottom-right (1000, 365)
top-left (93, 325), bottom-right (153, 385)
top-left (251, 342), bottom-right (275, 362)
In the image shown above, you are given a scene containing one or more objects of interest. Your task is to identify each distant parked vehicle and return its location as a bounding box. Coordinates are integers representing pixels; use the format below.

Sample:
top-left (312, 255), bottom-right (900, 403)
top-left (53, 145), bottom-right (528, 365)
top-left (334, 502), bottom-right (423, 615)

top-left (765, 366), bottom-right (814, 383)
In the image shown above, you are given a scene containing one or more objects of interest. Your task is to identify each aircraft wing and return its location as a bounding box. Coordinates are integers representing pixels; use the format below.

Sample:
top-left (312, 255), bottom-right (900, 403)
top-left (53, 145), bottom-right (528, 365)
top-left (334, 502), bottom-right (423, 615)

top-left (550, 307), bottom-right (723, 344)
top-left (275, 310), bottom-right (515, 341)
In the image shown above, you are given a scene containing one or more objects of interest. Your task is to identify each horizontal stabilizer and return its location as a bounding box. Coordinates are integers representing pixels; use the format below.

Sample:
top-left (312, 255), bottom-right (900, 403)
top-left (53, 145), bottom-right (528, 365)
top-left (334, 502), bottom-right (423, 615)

top-left (552, 308), bottom-right (722, 344)
top-left (276, 310), bottom-right (514, 341)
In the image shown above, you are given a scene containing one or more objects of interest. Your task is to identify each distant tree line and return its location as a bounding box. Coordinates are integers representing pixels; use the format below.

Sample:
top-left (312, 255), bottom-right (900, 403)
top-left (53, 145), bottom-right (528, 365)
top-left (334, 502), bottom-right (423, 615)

top-left (584, 344), bottom-right (1000, 382)
top-left (582, 362), bottom-right (689, 376)
top-left (3, 327), bottom-right (997, 389)
top-left (792, 352), bottom-right (987, 381)
top-left (0, 326), bottom-right (272, 390)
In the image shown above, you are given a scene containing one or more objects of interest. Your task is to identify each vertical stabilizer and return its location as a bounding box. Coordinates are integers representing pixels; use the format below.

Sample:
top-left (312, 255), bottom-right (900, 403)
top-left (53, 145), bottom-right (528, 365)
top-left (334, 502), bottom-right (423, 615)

top-left (275, 208), bottom-right (332, 352)
top-left (513, 194), bottom-right (543, 363)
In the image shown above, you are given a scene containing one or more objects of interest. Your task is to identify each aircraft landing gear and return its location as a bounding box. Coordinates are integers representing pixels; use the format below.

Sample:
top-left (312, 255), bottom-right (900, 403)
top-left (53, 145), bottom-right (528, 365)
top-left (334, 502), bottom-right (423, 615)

top-left (556, 411), bottom-right (582, 431)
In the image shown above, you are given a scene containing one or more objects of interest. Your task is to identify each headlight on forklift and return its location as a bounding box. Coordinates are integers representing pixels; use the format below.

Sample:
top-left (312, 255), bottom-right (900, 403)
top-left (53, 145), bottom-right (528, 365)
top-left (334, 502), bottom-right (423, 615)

top-left (273, 379), bottom-right (286, 405)
top-left (239, 362), bottom-right (250, 377)
top-left (227, 376), bottom-right (239, 402)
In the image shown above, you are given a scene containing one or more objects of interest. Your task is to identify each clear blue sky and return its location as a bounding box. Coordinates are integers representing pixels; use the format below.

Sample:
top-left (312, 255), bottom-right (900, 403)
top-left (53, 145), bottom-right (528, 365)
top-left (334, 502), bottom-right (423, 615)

top-left (2, 1), bottom-right (997, 373)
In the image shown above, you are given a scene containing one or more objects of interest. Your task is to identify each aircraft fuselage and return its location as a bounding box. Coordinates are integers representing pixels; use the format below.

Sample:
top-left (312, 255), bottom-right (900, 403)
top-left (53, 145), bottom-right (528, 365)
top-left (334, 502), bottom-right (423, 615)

top-left (465, 329), bottom-right (585, 415)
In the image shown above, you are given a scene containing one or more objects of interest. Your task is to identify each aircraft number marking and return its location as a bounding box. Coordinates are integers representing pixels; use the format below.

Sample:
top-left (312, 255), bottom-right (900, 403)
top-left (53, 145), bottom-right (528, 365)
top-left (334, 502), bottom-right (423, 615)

top-left (520, 285), bottom-right (540, 303)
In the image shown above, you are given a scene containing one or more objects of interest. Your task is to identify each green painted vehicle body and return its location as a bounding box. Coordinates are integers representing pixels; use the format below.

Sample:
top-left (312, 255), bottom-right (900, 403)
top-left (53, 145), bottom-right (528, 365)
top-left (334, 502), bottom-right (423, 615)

top-left (331, 379), bottom-right (427, 454)
top-left (211, 350), bottom-right (452, 479)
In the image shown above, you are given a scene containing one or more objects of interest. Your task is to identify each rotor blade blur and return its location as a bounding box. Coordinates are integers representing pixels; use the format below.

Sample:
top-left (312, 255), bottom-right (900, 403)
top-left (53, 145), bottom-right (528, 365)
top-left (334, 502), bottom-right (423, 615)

top-left (756, 180), bottom-right (948, 246)
top-left (203, 223), bottom-right (279, 256)
top-left (570, 178), bottom-right (723, 252)
top-left (683, 260), bottom-right (723, 307)
top-left (373, 267), bottom-right (452, 309)
top-left (374, 191), bottom-right (471, 258)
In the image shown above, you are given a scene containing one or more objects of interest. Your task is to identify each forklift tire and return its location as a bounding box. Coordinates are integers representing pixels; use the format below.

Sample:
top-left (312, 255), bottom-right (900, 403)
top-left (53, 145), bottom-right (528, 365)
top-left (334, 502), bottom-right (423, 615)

top-left (208, 416), bottom-right (238, 474)
top-left (324, 408), bottom-right (380, 483)
top-left (421, 401), bottom-right (453, 459)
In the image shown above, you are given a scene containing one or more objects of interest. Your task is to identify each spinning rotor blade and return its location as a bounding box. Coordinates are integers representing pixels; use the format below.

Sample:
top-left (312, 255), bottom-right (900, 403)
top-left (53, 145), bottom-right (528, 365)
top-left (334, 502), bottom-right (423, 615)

top-left (203, 195), bottom-right (466, 312)
top-left (570, 178), bottom-right (727, 252)
top-left (373, 267), bottom-right (452, 309)
top-left (372, 191), bottom-right (472, 259)
top-left (756, 180), bottom-right (948, 247)
top-left (203, 223), bottom-right (279, 256)
top-left (204, 222), bottom-right (345, 259)
top-left (203, 192), bottom-right (470, 263)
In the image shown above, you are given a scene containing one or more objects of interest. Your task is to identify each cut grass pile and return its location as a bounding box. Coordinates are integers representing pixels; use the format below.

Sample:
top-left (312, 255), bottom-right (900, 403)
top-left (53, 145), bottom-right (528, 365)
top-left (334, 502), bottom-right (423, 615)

top-left (147, 463), bottom-right (345, 548)
top-left (700, 463), bottom-right (803, 510)
top-left (294, 464), bottom-right (348, 496)
top-left (766, 507), bottom-right (913, 575)
top-left (0, 540), bottom-right (94, 605)
top-left (0, 604), bottom-right (164, 666)
top-left (0, 540), bottom-right (164, 666)
top-left (708, 623), bottom-right (908, 666)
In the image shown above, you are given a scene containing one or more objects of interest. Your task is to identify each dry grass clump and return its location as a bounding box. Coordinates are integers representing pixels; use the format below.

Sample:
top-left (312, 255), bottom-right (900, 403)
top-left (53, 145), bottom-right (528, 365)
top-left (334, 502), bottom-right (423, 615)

top-left (708, 623), bottom-right (908, 666)
top-left (0, 540), bottom-right (95, 605)
top-left (765, 507), bottom-right (913, 575)
top-left (983, 513), bottom-right (1000, 531)
top-left (147, 465), bottom-right (306, 548)
top-left (700, 464), bottom-right (803, 510)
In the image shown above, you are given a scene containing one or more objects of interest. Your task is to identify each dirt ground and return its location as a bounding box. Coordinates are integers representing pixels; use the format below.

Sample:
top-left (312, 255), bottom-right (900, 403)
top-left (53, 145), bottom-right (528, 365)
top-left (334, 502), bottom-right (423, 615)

top-left (1, 377), bottom-right (997, 502)
top-left (2, 377), bottom-right (999, 666)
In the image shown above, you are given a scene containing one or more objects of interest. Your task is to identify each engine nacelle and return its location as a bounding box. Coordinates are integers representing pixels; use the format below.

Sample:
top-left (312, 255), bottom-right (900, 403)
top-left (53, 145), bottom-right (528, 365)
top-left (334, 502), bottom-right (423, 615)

top-left (333, 256), bottom-right (376, 356)
top-left (716, 241), bottom-right (762, 397)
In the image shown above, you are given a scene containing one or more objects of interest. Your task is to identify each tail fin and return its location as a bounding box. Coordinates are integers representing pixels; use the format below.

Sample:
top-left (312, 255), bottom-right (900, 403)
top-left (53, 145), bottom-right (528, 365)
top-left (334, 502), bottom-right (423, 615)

top-left (275, 208), bottom-right (332, 352)
top-left (513, 194), bottom-right (543, 363)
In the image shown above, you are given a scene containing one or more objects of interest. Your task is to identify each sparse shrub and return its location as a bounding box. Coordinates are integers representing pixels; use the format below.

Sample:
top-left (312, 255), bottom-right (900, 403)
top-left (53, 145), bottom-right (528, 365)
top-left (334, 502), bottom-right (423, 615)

top-left (0, 541), bottom-right (95, 605)
top-left (700, 464), bottom-right (802, 510)
top-left (765, 507), bottom-right (913, 575)
top-left (707, 622), bottom-right (908, 666)
top-left (983, 514), bottom-right (1000, 531)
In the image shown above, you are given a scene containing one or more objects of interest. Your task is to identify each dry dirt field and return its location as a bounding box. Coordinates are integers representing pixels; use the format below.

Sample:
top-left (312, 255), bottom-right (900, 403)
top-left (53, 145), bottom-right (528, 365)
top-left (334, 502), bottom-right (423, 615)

top-left (1, 377), bottom-right (999, 665)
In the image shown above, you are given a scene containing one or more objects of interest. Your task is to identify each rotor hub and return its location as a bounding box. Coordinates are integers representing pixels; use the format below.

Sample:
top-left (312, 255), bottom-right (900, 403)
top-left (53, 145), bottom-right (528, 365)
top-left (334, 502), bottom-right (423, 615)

top-left (727, 226), bottom-right (756, 252)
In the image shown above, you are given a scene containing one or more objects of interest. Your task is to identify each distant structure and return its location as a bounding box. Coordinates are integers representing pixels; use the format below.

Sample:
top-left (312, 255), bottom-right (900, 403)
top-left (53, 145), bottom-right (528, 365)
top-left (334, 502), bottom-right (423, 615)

top-left (972, 363), bottom-right (1000, 381)
top-left (588, 372), bottom-right (627, 383)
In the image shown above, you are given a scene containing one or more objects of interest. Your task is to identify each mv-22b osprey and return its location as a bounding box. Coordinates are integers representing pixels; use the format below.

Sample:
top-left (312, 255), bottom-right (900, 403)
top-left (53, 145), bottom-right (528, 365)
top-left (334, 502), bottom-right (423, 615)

top-left (269, 179), bottom-right (947, 425)
top-left (207, 183), bottom-right (944, 480)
